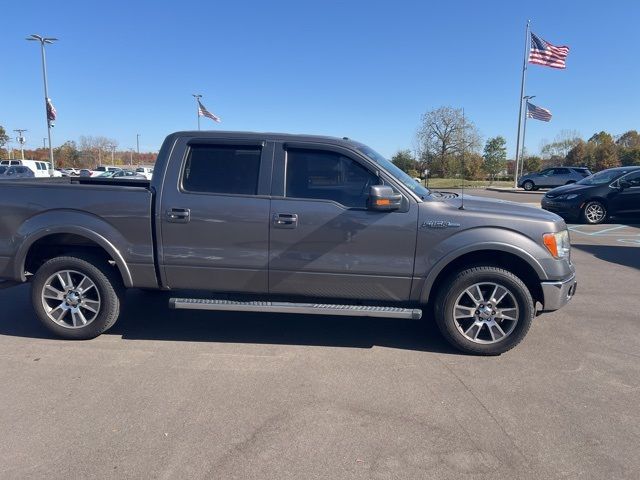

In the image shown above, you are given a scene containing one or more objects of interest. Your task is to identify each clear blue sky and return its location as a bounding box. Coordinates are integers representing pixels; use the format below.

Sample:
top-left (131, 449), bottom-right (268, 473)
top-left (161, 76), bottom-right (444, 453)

top-left (1, 0), bottom-right (638, 158)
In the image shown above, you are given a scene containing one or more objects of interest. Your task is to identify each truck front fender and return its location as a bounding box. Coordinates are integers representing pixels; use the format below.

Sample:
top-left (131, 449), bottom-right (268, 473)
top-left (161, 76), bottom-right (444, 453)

top-left (416, 227), bottom-right (550, 304)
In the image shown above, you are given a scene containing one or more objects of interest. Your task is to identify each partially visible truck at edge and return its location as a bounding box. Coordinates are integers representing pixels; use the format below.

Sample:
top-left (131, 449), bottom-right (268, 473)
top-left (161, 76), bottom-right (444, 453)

top-left (0, 131), bottom-right (577, 355)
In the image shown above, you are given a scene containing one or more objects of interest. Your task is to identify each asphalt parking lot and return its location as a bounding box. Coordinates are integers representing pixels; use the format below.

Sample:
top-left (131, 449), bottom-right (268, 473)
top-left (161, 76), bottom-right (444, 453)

top-left (1, 190), bottom-right (638, 480)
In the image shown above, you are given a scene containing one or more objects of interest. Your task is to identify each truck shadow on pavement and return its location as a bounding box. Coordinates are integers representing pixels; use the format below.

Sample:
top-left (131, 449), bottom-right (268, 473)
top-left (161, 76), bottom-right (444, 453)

top-left (572, 244), bottom-right (640, 271)
top-left (0, 286), bottom-right (458, 354)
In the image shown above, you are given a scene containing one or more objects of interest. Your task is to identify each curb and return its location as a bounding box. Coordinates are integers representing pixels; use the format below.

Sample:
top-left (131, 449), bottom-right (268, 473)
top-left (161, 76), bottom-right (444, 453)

top-left (485, 187), bottom-right (545, 194)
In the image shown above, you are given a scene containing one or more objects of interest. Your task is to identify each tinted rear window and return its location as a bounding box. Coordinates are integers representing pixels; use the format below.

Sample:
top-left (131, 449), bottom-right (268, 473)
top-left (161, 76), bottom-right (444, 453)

top-left (182, 145), bottom-right (261, 195)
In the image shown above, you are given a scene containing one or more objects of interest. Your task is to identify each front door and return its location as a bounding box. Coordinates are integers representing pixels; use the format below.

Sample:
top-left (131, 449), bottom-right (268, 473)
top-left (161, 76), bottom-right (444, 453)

top-left (609, 171), bottom-right (640, 215)
top-left (159, 140), bottom-right (272, 293)
top-left (268, 145), bottom-right (418, 302)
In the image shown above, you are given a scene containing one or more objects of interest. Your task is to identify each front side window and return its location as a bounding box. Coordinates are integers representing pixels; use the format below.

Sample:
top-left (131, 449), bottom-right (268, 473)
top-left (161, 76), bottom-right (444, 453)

top-left (182, 144), bottom-right (261, 195)
top-left (620, 170), bottom-right (640, 187)
top-left (286, 149), bottom-right (378, 208)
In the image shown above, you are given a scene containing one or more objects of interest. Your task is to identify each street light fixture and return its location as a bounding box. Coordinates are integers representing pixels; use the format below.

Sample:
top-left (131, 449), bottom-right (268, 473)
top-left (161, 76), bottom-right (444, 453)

top-left (26, 34), bottom-right (58, 170)
top-left (14, 129), bottom-right (27, 160)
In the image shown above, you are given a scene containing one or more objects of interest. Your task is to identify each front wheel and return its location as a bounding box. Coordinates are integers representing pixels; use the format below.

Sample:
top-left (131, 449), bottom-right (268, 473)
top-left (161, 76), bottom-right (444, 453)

top-left (522, 180), bottom-right (534, 191)
top-left (433, 267), bottom-right (534, 355)
top-left (582, 200), bottom-right (607, 224)
top-left (31, 254), bottom-right (123, 339)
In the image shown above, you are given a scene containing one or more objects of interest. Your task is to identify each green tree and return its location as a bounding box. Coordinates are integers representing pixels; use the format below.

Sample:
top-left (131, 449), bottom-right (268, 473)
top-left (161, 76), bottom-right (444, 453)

top-left (463, 153), bottom-right (485, 180)
top-left (522, 156), bottom-right (542, 174)
top-left (54, 141), bottom-right (81, 168)
top-left (616, 130), bottom-right (640, 149)
top-left (483, 136), bottom-right (507, 182)
top-left (0, 125), bottom-right (9, 159)
top-left (620, 148), bottom-right (640, 166)
top-left (391, 149), bottom-right (417, 174)
top-left (565, 141), bottom-right (589, 166)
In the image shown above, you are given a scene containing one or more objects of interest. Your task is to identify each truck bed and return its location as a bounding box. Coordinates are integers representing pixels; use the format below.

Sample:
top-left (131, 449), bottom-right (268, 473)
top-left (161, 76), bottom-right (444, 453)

top-left (0, 178), bottom-right (156, 287)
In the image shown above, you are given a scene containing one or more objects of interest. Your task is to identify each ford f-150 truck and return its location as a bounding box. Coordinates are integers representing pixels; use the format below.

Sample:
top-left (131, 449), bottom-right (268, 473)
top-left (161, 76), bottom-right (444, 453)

top-left (0, 131), bottom-right (577, 355)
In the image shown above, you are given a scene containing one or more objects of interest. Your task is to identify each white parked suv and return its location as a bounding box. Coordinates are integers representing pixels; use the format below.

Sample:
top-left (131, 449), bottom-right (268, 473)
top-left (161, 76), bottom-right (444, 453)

top-left (0, 159), bottom-right (58, 177)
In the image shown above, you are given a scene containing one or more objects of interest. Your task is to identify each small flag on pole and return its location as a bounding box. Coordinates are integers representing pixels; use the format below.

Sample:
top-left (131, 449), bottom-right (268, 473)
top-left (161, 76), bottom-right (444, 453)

top-left (197, 99), bottom-right (221, 123)
top-left (46, 98), bottom-right (57, 122)
top-left (526, 102), bottom-right (552, 122)
top-left (529, 33), bottom-right (570, 69)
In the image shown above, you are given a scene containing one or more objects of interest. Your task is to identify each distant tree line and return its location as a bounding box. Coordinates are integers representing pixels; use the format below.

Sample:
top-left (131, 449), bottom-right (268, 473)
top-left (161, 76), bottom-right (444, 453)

top-left (391, 106), bottom-right (640, 181)
top-left (0, 127), bottom-right (157, 168)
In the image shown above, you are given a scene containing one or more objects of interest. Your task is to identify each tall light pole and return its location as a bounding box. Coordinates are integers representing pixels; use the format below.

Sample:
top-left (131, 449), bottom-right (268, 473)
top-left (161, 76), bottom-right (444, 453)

top-left (192, 94), bottom-right (202, 130)
top-left (43, 137), bottom-right (47, 149)
top-left (26, 34), bottom-right (58, 169)
top-left (14, 129), bottom-right (27, 160)
top-left (136, 133), bottom-right (140, 156)
top-left (520, 95), bottom-right (535, 179)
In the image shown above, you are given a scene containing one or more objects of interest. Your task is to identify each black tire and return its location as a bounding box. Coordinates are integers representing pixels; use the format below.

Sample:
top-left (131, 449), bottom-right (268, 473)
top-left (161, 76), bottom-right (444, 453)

top-left (581, 200), bottom-right (607, 224)
top-left (522, 180), bottom-right (534, 191)
top-left (433, 266), bottom-right (535, 355)
top-left (31, 254), bottom-right (124, 339)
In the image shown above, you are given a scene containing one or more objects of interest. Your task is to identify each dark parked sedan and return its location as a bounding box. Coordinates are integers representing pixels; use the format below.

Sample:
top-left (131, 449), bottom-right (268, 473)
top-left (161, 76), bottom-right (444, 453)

top-left (0, 165), bottom-right (36, 179)
top-left (541, 166), bottom-right (640, 224)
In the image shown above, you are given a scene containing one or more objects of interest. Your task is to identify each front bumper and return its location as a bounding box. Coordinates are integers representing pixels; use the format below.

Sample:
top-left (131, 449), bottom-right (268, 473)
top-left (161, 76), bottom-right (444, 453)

top-left (540, 273), bottom-right (577, 312)
top-left (541, 198), bottom-right (582, 220)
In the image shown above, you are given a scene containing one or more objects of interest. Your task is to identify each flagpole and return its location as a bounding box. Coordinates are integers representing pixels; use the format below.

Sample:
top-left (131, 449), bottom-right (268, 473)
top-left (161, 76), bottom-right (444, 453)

top-left (520, 95), bottom-right (535, 178)
top-left (192, 94), bottom-right (202, 130)
top-left (513, 20), bottom-right (530, 188)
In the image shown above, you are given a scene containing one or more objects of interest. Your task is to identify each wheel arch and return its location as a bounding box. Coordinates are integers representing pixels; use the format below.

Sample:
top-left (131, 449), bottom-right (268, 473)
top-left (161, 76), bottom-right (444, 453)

top-left (16, 226), bottom-right (132, 287)
top-left (420, 247), bottom-right (544, 307)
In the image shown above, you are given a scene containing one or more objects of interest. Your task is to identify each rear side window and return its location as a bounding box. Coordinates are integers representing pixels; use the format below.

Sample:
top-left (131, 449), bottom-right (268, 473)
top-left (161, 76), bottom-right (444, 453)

top-left (285, 149), bottom-right (378, 209)
top-left (555, 168), bottom-right (570, 174)
top-left (182, 144), bottom-right (261, 195)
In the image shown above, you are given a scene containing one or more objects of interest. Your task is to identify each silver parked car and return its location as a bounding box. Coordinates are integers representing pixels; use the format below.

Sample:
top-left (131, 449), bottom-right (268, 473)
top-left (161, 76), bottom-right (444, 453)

top-left (518, 167), bottom-right (591, 191)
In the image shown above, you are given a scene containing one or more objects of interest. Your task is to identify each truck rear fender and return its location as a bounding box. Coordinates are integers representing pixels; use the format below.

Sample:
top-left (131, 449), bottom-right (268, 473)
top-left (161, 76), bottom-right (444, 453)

top-left (14, 210), bottom-right (133, 287)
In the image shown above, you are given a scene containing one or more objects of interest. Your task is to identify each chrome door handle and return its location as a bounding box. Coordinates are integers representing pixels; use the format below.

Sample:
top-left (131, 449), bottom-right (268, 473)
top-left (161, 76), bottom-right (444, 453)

top-left (166, 208), bottom-right (191, 223)
top-left (273, 213), bottom-right (298, 228)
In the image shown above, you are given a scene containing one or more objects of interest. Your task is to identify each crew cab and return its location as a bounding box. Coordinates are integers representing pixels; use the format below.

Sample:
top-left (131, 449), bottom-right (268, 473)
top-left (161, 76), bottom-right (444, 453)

top-left (0, 132), bottom-right (577, 355)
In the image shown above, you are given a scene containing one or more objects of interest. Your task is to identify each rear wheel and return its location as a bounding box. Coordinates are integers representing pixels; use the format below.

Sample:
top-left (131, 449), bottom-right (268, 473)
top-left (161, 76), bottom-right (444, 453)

top-left (522, 180), bottom-right (535, 191)
top-left (434, 266), bottom-right (534, 355)
top-left (582, 200), bottom-right (607, 224)
top-left (31, 254), bottom-right (123, 339)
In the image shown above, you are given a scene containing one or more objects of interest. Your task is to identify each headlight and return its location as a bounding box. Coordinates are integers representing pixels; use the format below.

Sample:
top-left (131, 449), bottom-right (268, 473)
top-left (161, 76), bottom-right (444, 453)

top-left (556, 193), bottom-right (579, 200)
top-left (543, 230), bottom-right (571, 259)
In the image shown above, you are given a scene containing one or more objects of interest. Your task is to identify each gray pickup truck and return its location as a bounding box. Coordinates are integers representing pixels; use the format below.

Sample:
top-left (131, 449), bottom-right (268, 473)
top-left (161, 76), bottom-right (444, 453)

top-left (0, 131), bottom-right (577, 355)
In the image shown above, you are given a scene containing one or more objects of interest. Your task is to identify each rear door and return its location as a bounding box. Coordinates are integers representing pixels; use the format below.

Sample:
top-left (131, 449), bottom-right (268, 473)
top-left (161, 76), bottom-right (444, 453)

top-left (268, 143), bottom-right (418, 302)
top-left (158, 138), bottom-right (273, 293)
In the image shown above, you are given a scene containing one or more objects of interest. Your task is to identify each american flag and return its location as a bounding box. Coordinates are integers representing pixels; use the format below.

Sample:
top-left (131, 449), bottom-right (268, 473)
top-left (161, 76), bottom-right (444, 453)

top-left (197, 99), bottom-right (221, 123)
top-left (526, 102), bottom-right (552, 122)
top-left (46, 98), bottom-right (57, 122)
top-left (529, 33), bottom-right (570, 69)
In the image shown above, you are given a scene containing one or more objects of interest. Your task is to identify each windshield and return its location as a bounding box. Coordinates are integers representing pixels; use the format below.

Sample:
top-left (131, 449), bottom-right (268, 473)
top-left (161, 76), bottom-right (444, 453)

top-left (356, 145), bottom-right (430, 199)
top-left (577, 169), bottom-right (628, 185)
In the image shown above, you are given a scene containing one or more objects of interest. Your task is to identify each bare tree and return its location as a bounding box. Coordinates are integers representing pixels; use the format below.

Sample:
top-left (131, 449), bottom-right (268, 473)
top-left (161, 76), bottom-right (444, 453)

top-left (79, 135), bottom-right (118, 167)
top-left (416, 106), bottom-right (481, 177)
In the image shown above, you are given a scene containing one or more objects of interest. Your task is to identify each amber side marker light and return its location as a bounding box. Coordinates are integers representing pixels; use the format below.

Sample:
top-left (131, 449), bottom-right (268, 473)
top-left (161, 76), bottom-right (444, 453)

top-left (375, 199), bottom-right (391, 206)
top-left (543, 233), bottom-right (559, 258)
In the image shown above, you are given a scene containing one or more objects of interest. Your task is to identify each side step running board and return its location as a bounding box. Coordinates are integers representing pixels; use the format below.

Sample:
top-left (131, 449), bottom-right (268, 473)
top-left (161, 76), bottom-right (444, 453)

top-left (169, 298), bottom-right (422, 320)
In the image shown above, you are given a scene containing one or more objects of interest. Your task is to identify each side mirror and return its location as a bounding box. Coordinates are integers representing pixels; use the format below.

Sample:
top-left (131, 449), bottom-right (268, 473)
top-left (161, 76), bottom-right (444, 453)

top-left (368, 185), bottom-right (402, 211)
top-left (619, 180), bottom-right (631, 190)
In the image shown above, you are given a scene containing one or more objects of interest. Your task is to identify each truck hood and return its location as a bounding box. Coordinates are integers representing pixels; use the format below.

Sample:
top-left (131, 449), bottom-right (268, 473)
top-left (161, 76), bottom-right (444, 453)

top-left (438, 193), bottom-right (561, 222)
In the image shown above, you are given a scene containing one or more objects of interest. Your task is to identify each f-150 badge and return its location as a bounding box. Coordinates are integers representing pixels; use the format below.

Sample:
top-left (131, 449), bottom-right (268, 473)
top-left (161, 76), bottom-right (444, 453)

top-left (421, 220), bottom-right (461, 229)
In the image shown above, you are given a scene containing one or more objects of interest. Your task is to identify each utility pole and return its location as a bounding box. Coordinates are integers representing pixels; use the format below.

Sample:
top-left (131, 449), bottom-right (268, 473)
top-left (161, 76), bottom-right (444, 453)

top-left (136, 133), bottom-right (140, 160)
top-left (43, 137), bottom-right (47, 149)
top-left (192, 94), bottom-right (202, 130)
top-left (27, 34), bottom-right (58, 169)
top-left (14, 129), bottom-right (27, 160)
